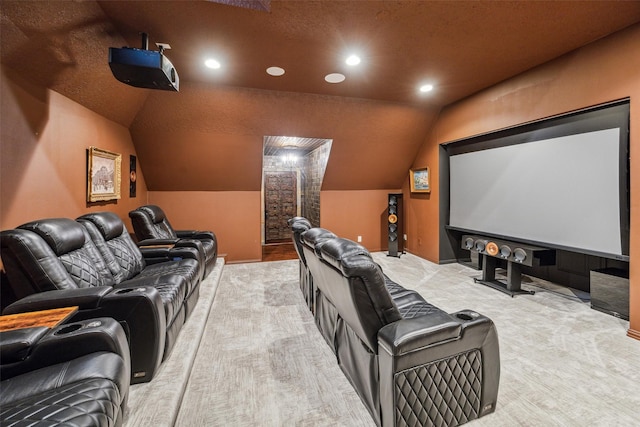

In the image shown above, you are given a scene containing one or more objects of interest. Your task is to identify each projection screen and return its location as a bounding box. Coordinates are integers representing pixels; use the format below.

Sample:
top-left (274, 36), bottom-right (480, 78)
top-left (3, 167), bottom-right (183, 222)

top-left (446, 101), bottom-right (629, 260)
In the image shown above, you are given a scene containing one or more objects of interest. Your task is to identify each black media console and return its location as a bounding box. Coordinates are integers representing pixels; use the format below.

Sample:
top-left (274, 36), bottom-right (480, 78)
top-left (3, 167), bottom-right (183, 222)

top-left (461, 234), bottom-right (556, 297)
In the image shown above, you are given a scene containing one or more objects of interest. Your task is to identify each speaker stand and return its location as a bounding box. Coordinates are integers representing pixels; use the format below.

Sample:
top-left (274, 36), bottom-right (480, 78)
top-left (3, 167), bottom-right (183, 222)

top-left (387, 252), bottom-right (402, 258)
top-left (474, 256), bottom-right (535, 297)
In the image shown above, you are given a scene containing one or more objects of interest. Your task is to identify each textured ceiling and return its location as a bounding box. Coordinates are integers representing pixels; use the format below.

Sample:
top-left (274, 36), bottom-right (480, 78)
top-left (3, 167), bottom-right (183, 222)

top-left (98, 0), bottom-right (640, 110)
top-left (2, 1), bottom-right (640, 191)
top-left (0, 0), bottom-right (149, 127)
top-left (4, 0), bottom-right (639, 124)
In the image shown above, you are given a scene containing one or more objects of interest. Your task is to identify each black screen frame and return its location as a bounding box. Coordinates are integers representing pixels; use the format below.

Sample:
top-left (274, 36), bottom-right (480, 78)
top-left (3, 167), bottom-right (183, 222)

top-left (443, 99), bottom-right (630, 261)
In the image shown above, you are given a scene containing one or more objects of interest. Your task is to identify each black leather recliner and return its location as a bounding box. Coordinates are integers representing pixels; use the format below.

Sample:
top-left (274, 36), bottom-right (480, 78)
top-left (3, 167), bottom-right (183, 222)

top-left (299, 226), bottom-right (501, 427)
top-left (1, 213), bottom-right (201, 383)
top-left (77, 212), bottom-right (202, 323)
top-left (129, 205), bottom-right (218, 278)
top-left (1, 317), bottom-right (130, 427)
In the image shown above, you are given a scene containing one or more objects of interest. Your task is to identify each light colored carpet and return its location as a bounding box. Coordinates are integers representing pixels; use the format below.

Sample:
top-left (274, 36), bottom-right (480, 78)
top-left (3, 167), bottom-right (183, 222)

top-left (174, 260), bottom-right (374, 426)
top-left (129, 253), bottom-right (640, 426)
top-left (124, 258), bottom-right (225, 427)
top-left (373, 253), bottom-right (640, 426)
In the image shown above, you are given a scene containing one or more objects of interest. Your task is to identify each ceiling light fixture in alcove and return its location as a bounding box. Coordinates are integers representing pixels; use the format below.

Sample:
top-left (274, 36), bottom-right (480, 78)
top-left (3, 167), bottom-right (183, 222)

top-left (280, 148), bottom-right (299, 166)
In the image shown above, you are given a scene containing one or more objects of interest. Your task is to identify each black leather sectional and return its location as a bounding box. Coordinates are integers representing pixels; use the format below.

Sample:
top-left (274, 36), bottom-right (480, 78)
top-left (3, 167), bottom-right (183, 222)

top-left (1, 212), bottom-right (203, 384)
top-left (289, 217), bottom-right (501, 427)
top-left (1, 317), bottom-right (130, 427)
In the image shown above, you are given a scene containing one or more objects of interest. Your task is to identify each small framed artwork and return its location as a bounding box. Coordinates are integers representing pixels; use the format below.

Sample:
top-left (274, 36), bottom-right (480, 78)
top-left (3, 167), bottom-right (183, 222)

top-left (410, 167), bottom-right (430, 193)
top-left (87, 146), bottom-right (122, 202)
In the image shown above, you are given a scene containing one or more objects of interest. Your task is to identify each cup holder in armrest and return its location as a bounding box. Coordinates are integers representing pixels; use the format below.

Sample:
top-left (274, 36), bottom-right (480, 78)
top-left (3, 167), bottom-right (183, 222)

top-left (55, 323), bottom-right (82, 335)
top-left (455, 311), bottom-right (480, 321)
top-left (53, 319), bottom-right (103, 336)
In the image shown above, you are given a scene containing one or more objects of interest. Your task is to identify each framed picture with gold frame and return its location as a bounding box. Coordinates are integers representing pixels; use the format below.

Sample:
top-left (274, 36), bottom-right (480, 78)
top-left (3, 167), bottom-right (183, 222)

top-left (87, 146), bottom-right (122, 202)
top-left (410, 167), bottom-right (430, 193)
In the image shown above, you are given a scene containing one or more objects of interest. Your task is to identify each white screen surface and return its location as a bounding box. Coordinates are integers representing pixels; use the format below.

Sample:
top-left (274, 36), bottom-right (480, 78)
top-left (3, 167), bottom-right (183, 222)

top-left (449, 128), bottom-right (622, 256)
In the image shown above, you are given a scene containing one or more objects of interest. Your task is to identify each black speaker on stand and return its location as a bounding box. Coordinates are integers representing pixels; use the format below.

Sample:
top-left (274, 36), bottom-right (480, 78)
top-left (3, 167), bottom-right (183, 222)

top-left (387, 193), bottom-right (404, 257)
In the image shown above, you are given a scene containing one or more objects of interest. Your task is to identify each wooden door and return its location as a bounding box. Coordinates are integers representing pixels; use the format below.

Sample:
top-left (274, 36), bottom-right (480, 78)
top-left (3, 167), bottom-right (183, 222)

top-left (265, 171), bottom-right (297, 243)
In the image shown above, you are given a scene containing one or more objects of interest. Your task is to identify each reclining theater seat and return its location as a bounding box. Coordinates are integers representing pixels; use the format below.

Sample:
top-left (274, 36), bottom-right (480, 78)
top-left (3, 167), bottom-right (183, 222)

top-left (77, 212), bottom-right (201, 350)
top-left (129, 205), bottom-right (218, 278)
top-left (1, 214), bottom-right (200, 383)
top-left (1, 317), bottom-right (130, 427)
top-left (301, 232), bottom-right (500, 427)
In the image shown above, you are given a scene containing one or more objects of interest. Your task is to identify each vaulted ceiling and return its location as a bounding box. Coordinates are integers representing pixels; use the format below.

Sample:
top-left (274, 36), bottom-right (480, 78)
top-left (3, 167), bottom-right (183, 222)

top-left (2, 1), bottom-right (640, 191)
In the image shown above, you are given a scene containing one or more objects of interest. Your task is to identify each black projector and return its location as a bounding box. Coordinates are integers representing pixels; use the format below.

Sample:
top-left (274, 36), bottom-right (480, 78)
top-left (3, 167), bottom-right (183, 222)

top-left (109, 47), bottom-right (179, 91)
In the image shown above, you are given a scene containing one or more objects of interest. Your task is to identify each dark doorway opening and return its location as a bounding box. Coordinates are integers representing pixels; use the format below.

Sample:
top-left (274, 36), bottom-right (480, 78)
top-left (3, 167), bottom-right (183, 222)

top-left (261, 136), bottom-right (332, 261)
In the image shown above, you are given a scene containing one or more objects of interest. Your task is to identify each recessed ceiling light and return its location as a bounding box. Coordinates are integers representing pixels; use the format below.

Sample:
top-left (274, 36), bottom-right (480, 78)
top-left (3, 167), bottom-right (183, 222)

top-left (266, 66), bottom-right (285, 76)
top-left (419, 84), bottom-right (434, 93)
top-left (205, 58), bottom-right (221, 69)
top-left (325, 73), bottom-right (346, 83)
top-left (345, 55), bottom-right (361, 66)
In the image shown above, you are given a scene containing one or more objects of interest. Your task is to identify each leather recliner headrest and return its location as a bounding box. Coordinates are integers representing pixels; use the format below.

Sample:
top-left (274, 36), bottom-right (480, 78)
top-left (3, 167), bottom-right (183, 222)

top-left (290, 220), bottom-right (311, 235)
top-left (288, 217), bottom-right (311, 230)
top-left (77, 212), bottom-right (124, 240)
top-left (140, 205), bottom-right (166, 224)
top-left (300, 228), bottom-right (337, 250)
top-left (317, 237), bottom-right (371, 270)
top-left (18, 218), bottom-right (85, 256)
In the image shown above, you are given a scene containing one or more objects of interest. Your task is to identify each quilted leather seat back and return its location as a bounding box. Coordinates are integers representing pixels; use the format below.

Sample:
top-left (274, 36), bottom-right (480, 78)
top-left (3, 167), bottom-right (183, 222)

top-left (0, 351), bottom-right (129, 427)
top-left (78, 213), bottom-right (145, 283)
top-left (19, 218), bottom-right (114, 290)
top-left (317, 238), bottom-right (402, 351)
top-left (0, 228), bottom-right (79, 297)
top-left (129, 205), bottom-right (177, 240)
top-left (0, 218), bottom-right (116, 299)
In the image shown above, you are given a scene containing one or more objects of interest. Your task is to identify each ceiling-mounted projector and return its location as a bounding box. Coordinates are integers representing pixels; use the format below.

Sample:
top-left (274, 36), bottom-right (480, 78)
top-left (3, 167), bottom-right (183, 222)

top-left (109, 33), bottom-right (179, 91)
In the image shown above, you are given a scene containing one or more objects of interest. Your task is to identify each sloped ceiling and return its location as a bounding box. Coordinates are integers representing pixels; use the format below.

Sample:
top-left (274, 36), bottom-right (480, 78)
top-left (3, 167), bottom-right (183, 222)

top-left (2, 1), bottom-right (640, 191)
top-left (0, 0), bottom-right (149, 127)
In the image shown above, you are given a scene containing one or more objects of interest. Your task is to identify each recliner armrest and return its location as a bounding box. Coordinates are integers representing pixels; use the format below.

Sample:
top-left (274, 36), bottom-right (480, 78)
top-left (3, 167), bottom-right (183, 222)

top-left (136, 238), bottom-right (179, 247)
top-left (3, 286), bottom-right (165, 384)
top-left (139, 246), bottom-right (201, 263)
top-left (0, 317), bottom-right (129, 381)
top-left (175, 230), bottom-right (215, 240)
top-left (378, 311), bottom-right (462, 356)
top-left (377, 309), bottom-right (500, 427)
top-left (0, 327), bottom-right (49, 364)
top-left (3, 287), bottom-right (113, 315)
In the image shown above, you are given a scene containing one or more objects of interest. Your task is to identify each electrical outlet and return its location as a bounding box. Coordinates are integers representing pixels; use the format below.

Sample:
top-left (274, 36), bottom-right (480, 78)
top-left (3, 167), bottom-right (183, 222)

top-left (357, 235), bottom-right (362, 242)
top-left (403, 234), bottom-right (407, 241)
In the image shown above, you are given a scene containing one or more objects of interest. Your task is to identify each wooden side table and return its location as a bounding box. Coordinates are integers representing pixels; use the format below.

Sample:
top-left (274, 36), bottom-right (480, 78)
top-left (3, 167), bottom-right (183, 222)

top-left (0, 307), bottom-right (79, 332)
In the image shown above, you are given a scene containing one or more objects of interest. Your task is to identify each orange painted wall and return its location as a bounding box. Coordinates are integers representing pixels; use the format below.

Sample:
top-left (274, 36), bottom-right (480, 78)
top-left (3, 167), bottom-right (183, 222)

top-left (403, 124), bottom-right (440, 262)
top-left (147, 191), bottom-right (262, 263)
top-left (146, 189), bottom-right (397, 263)
top-left (0, 66), bottom-right (148, 232)
top-left (407, 23), bottom-right (640, 337)
top-left (130, 83), bottom-right (437, 193)
top-left (321, 190), bottom-right (400, 252)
